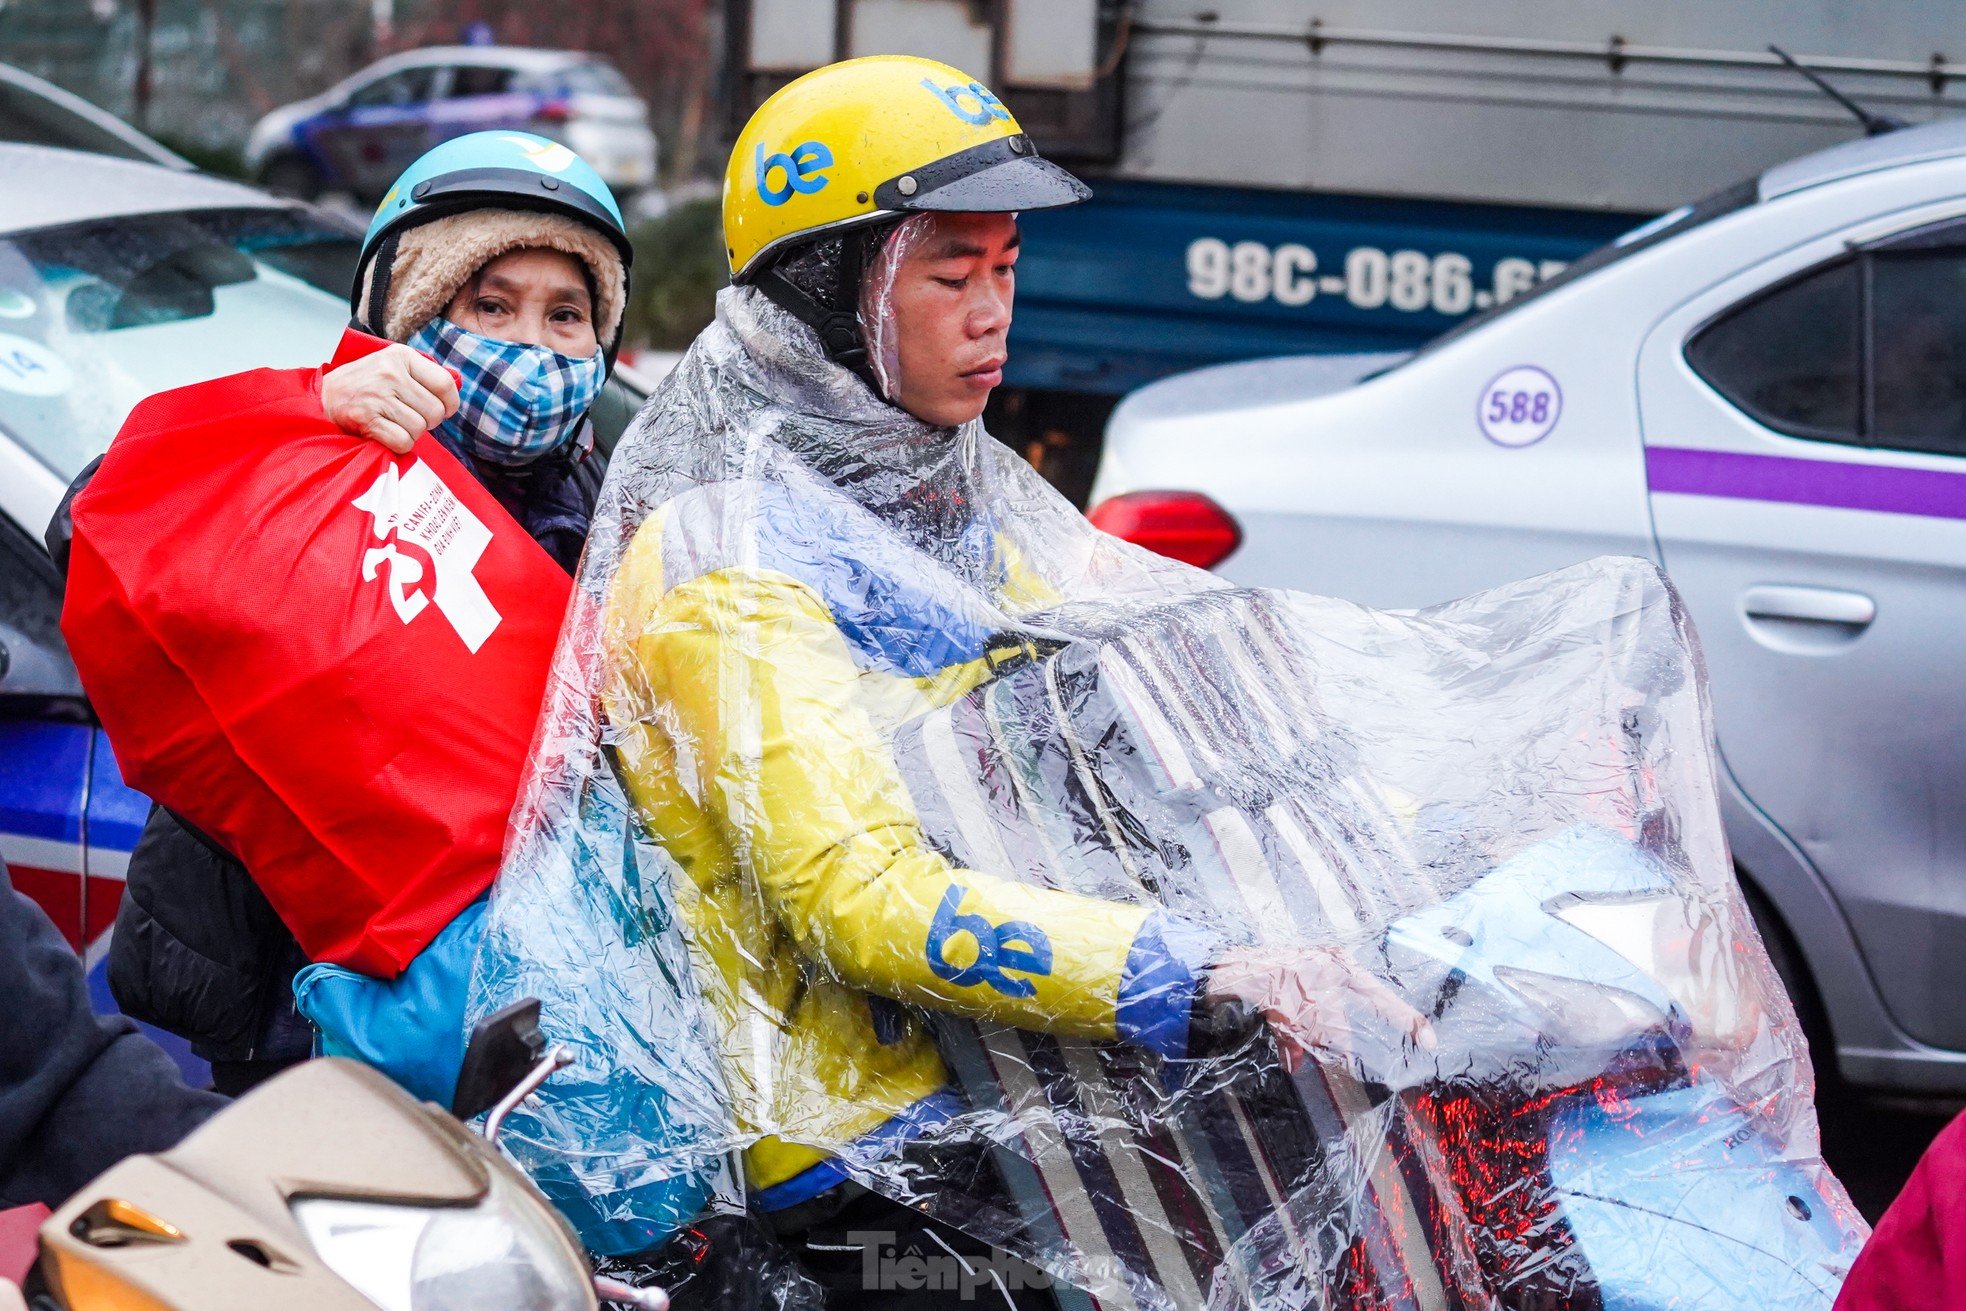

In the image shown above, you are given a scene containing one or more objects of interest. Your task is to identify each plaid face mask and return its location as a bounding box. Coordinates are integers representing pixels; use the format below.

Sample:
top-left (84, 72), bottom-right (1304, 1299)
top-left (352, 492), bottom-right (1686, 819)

top-left (409, 317), bottom-right (606, 467)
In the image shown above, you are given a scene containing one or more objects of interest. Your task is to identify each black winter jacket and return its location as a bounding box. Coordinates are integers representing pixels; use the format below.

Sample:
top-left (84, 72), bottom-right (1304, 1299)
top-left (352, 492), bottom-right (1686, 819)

top-left (50, 426), bottom-right (602, 1065)
top-left (0, 857), bottom-right (222, 1208)
top-left (110, 808), bottom-right (315, 1065)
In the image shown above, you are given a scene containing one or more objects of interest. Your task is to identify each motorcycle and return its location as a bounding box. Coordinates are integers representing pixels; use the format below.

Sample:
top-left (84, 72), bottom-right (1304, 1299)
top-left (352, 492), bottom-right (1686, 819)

top-left (11, 1000), bottom-right (668, 1311)
top-left (1367, 825), bottom-right (1862, 1309)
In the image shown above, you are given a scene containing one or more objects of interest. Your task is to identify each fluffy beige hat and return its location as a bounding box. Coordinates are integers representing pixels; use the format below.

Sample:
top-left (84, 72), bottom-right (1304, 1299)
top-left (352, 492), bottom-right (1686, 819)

top-left (358, 208), bottom-right (627, 345)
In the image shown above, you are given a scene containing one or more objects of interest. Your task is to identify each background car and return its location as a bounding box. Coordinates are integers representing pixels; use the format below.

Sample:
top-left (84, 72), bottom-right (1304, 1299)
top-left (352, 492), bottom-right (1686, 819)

top-left (0, 141), bottom-right (648, 1079)
top-left (0, 61), bottom-right (190, 170)
top-left (245, 46), bottom-right (658, 204)
top-left (1090, 118), bottom-right (1966, 1100)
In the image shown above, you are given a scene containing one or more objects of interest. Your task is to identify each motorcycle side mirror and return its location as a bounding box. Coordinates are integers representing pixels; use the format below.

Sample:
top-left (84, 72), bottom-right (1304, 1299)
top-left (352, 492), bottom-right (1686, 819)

top-left (451, 998), bottom-right (548, 1122)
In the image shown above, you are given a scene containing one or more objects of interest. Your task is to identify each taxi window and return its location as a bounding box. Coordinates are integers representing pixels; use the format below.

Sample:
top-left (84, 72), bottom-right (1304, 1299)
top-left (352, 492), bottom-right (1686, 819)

top-left (0, 208), bottom-right (354, 483)
top-left (1686, 258), bottom-right (1861, 441)
top-left (568, 63), bottom-right (634, 96)
top-left (1687, 218), bottom-right (1966, 459)
top-left (1869, 248), bottom-right (1966, 455)
top-left (0, 509), bottom-right (61, 654)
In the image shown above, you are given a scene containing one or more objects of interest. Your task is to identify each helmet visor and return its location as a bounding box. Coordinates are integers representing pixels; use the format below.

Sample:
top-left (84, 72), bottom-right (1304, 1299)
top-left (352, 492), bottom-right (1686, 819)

top-left (874, 137), bottom-right (1091, 214)
top-left (387, 167), bottom-right (633, 266)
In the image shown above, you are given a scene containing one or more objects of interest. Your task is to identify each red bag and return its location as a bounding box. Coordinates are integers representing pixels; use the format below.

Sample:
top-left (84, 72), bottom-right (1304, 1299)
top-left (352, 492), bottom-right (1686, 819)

top-left (62, 330), bottom-right (570, 977)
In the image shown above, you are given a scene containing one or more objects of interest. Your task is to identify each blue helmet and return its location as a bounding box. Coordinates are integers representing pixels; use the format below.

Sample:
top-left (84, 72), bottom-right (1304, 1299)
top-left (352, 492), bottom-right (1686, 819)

top-left (353, 132), bottom-right (633, 331)
top-left (362, 131), bottom-right (630, 265)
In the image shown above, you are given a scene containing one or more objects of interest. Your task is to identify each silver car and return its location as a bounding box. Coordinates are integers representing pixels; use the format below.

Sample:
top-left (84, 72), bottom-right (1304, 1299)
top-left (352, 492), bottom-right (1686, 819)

top-left (1092, 118), bottom-right (1966, 1098)
top-left (245, 47), bottom-right (658, 204)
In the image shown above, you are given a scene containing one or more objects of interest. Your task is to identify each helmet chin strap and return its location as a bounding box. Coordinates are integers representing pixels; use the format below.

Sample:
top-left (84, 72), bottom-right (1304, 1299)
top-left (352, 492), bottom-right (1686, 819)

top-left (352, 229), bottom-right (402, 337)
top-left (753, 229), bottom-right (888, 397)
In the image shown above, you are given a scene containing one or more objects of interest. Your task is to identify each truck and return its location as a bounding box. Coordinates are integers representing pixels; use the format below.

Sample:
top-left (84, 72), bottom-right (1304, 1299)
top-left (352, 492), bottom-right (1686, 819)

top-left (723, 0), bottom-right (1966, 501)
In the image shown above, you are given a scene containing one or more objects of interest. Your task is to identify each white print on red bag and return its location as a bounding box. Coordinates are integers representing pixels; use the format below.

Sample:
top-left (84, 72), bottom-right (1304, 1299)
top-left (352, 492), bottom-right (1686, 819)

top-left (352, 460), bottom-right (502, 653)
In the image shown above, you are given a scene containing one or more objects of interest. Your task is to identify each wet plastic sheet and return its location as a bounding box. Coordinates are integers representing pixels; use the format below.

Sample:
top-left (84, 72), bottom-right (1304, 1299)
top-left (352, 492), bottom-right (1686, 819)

top-left (466, 273), bottom-right (1865, 1306)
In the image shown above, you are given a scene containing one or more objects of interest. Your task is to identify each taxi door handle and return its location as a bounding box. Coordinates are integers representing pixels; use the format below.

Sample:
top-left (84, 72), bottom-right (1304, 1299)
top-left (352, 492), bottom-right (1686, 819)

top-left (1741, 585), bottom-right (1876, 627)
top-left (1740, 586), bottom-right (1875, 654)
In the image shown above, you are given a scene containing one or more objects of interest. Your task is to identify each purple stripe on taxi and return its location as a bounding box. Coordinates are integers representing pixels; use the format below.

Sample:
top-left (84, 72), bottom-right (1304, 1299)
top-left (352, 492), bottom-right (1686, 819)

top-left (1646, 446), bottom-right (1966, 521)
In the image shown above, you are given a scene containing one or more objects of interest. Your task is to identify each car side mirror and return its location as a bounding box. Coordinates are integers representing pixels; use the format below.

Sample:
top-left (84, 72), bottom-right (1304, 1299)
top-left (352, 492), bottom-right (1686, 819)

top-left (0, 621), bottom-right (85, 712)
top-left (450, 998), bottom-right (548, 1122)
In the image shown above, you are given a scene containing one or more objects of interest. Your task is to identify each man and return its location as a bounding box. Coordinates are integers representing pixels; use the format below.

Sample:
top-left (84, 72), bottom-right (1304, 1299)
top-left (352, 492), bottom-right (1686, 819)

top-left (467, 55), bottom-right (1423, 1309)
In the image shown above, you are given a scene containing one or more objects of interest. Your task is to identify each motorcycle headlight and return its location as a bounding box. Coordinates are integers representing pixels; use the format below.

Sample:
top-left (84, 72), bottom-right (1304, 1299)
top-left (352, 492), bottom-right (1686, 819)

top-left (1493, 965), bottom-right (1670, 1049)
top-left (1551, 893), bottom-right (1751, 1045)
top-left (1551, 896), bottom-right (1691, 985)
top-left (292, 1165), bottom-right (591, 1311)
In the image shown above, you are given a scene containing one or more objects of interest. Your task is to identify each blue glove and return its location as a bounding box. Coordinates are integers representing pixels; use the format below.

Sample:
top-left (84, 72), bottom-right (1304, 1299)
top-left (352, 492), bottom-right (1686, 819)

top-left (294, 898), bottom-right (488, 1108)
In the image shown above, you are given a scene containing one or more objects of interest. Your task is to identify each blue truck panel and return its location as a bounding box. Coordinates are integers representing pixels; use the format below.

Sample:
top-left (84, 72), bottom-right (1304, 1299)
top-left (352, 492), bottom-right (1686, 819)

top-left (1008, 178), bottom-right (1641, 395)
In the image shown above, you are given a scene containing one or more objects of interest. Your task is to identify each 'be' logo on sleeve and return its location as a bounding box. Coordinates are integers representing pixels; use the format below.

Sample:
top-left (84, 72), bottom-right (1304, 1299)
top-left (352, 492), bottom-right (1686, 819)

top-left (756, 140), bottom-right (834, 206)
top-left (925, 884), bottom-right (1054, 998)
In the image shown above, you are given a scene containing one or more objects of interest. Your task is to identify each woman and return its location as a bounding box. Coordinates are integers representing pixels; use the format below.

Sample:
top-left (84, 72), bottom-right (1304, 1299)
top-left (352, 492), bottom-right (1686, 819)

top-left (70, 130), bottom-right (631, 1095)
top-left (336, 129), bottom-right (629, 566)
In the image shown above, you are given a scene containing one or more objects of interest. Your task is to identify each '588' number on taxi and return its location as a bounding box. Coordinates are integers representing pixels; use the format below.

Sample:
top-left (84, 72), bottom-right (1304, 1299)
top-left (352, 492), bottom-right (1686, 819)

top-left (1186, 238), bottom-right (1567, 317)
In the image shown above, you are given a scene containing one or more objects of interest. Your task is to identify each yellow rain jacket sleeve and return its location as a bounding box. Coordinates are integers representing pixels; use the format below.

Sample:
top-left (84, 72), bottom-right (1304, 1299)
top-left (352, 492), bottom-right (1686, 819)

top-left (598, 485), bottom-right (1215, 1196)
top-left (603, 488), bottom-right (1212, 1055)
top-left (630, 571), bottom-right (1158, 1037)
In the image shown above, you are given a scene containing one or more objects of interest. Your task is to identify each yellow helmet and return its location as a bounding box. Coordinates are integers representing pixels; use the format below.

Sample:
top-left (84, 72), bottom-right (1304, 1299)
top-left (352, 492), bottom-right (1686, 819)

top-left (723, 54), bottom-right (1090, 283)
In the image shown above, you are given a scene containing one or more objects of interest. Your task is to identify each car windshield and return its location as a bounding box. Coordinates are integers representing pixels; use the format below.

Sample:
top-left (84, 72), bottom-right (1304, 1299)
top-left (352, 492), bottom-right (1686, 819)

top-left (1403, 175), bottom-right (1763, 364)
top-left (0, 75), bottom-right (167, 164)
top-left (0, 207), bottom-right (357, 482)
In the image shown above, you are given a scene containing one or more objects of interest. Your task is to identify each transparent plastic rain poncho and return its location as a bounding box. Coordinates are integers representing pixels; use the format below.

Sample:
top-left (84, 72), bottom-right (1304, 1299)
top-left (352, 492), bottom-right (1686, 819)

top-left (466, 221), bottom-right (1866, 1308)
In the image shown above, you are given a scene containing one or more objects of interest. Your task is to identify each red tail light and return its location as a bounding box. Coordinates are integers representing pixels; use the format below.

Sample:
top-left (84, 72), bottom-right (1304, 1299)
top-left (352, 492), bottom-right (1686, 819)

top-left (1087, 491), bottom-right (1243, 570)
top-left (532, 99), bottom-right (572, 125)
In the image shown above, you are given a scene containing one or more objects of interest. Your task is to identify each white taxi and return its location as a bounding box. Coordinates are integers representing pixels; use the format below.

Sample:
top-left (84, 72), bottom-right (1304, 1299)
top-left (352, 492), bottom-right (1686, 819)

top-left (1091, 118), bottom-right (1966, 1098)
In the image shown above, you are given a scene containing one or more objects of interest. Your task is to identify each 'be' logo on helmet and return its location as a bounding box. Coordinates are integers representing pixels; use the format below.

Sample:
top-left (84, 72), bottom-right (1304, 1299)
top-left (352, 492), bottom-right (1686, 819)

top-left (922, 79), bottom-right (1009, 127)
top-left (755, 140), bottom-right (833, 206)
top-left (925, 885), bottom-right (1054, 998)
